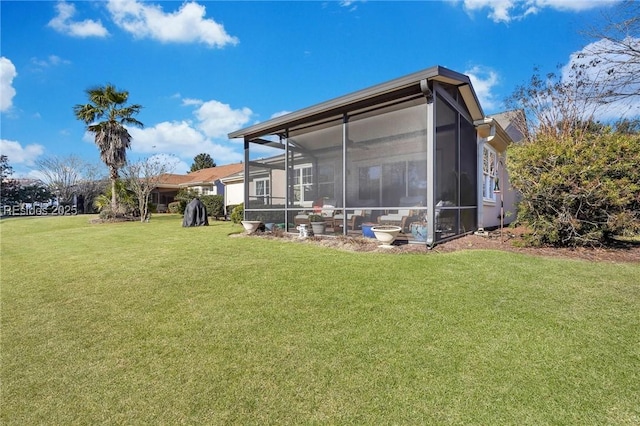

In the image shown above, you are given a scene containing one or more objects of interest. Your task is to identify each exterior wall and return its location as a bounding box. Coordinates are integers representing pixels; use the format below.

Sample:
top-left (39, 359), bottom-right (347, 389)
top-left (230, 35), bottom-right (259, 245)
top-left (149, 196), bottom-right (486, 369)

top-left (189, 184), bottom-right (215, 195)
top-left (481, 166), bottom-right (517, 229)
top-left (215, 181), bottom-right (225, 196)
top-left (224, 181), bottom-right (244, 207)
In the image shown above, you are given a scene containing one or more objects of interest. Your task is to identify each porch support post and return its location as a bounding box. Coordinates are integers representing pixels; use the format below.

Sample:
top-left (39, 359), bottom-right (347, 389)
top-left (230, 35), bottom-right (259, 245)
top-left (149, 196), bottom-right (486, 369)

top-left (243, 137), bottom-right (250, 220)
top-left (283, 132), bottom-right (290, 231)
top-left (422, 79), bottom-right (436, 247)
top-left (342, 113), bottom-right (348, 235)
top-left (476, 135), bottom-right (484, 230)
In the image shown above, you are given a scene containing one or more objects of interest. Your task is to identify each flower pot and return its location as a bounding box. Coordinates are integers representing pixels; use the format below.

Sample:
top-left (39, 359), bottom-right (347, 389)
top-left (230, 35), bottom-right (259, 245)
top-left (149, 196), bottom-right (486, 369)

top-left (241, 220), bottom-right (262, 234)
top-left (371, 225), bottom-right (401, 248)
top-left (361, 222), bottom-right (376, 238)
top-left (310, 221), bottom-right (326, 235)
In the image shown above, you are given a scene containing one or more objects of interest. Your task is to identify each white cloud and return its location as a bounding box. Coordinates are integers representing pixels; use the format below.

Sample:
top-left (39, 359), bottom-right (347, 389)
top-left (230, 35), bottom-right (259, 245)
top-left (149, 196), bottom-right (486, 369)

top-left (459, 0), bottom-right (617, 23)
top-left (270, 110), bottom-right (291, 119)
top-left (182, 98), bottom-right (204, 106)
top-left (128, 120), bottom-right (243, 164)
top-left (0, 140), bottom-right (45, 165)
top-left (0, 57), bottom-right (17, 112)
top-left (106, 0), bottom-right (239, 48)
top-left (30, 55), bottom-right (71, 69)
top-left (339, 1), bottom-right (360, 11)
top-left (562, 37), bottom-right (640, 120)
top-left (465, 65), bottom-right (500, 111)
top-left (48, 1), bottom-right (109, 38)
top-left (193, 100), bottom-right (253, 138)
top-left (128, 120), bottom-right (207, 154)
top-left (84, 96), bottom-right (251, 165)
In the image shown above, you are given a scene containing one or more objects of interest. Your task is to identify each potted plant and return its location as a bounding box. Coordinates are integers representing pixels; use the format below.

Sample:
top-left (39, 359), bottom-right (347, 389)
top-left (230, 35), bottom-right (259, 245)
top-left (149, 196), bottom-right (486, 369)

top-left (308, 214), bottom-right (326, 235)
top-left (370, 225), bottom-right (402, 248)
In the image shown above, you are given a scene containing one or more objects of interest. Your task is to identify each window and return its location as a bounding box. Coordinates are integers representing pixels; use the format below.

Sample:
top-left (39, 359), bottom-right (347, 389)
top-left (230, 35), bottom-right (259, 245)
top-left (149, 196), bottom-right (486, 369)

top-left (255, 178), bottom-right (270, 204)
top-left (483, 145), bottom-right (498, 202)
top-left (357, 161), bottom-right (427, 205)
top-left (293, 165), bottom-right (313, 205)
top-left (358, 165), bottom-right (380, 202)
top-left (317, 164), bottom-right (335, 200)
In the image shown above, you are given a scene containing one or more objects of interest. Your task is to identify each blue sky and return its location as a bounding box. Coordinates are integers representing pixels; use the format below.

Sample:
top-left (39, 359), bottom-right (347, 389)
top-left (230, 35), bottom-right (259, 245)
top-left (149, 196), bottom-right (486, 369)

top-left (0, 0), bottom-right (628, 177)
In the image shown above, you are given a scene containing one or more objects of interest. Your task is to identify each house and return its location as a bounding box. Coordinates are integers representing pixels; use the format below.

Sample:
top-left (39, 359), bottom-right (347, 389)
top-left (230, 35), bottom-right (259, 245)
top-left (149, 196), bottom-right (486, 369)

top-left (228, 65), bottom-right (522, 245)
top-left (152, 163), bottom-right (244, 213)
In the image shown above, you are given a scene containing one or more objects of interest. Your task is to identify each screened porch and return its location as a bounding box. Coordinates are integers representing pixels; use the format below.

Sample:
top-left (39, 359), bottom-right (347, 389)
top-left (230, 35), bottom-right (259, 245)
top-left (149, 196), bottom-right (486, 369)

top-left (229, 66), bottom-right (489, 245)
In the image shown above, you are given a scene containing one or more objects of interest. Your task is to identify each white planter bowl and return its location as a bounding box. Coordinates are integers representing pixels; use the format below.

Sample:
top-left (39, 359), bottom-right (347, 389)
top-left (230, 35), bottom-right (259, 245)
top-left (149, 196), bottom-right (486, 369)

top-left (241, 220), bottom-right (262, 234)
top-left (371, 225), bottom-right (402, 248)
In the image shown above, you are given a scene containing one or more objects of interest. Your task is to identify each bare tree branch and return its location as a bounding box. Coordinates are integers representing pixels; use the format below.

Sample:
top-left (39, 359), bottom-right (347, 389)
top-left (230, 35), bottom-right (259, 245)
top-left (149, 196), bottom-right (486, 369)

top-left (123, 157), bottom-right (175, 222)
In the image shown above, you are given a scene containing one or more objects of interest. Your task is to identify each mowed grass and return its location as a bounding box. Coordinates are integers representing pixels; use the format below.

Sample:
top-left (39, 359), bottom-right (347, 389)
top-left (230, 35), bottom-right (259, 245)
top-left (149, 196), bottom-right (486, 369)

top-left (1, 215), bottom-right (639, 425)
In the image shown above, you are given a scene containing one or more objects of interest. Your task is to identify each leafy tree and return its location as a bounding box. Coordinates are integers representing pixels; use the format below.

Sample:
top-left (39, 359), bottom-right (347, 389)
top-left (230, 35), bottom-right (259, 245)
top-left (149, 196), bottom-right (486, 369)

top-left (174, 188), bottom-right (200, 215)
top-left (505, 6), bottom-right (640, 247)
top-left (18, 183), bottom-right (52, 205)
top-left (190, 153), bottom-right (216, 172)
top-left (200, 195), bottom-right (224, 219)
top-left (0, 155), bottom-right (20, 205)
top-left (507, 124), bottom-right (640, 247)
top-left (74, 84), bottom-right (143, 214)
top-left (94, 179), bottom-right (138, 219)
top-left (75, 163), bottom-right (108, 214)
top-left (122, 156), bottom-right (174, 222)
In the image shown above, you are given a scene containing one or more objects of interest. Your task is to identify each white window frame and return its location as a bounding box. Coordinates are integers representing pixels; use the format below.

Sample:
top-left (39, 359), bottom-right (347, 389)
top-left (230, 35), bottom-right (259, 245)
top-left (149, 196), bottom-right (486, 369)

top-left (293, 164), bottom-right (313, 206)
top-left (255, 178), bottom-right (270, 204)
top-left (483, 145), bottom-right (498, 202)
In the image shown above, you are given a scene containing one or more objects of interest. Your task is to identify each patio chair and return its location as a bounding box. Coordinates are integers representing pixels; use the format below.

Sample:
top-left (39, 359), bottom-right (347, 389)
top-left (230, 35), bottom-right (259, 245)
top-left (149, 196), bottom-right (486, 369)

top-left (333, 210), bottom-right (367, 231)
top-left (294, 214), bottom-right (309, 226)
top-left (377, 196), bottom-right (425, 232)
top-left (332, 199), bottom-right (376, 231)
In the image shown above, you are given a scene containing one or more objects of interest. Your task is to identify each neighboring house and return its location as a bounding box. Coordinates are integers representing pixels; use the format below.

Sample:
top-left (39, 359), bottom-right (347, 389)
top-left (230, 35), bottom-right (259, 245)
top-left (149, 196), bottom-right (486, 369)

top-left (152, 163), bottom-right (244, 213)
top-left (218, 171), bottom-right (245, 210)
top-left (228, 65), bottom-right (523, 245)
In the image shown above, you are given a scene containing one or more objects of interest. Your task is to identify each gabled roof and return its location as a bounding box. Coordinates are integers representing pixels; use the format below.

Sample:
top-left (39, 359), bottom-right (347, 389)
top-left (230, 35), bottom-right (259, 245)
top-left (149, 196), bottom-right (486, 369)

top-left (157, 163), bottom-right (244, 188)
top-left (490, 110), bottom-right (525, 144)
top-left (228, 65), bottom-right (484, 140)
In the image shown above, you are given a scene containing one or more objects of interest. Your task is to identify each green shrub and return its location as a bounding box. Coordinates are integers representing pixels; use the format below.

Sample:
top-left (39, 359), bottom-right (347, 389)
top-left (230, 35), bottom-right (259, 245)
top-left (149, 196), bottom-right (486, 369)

top-left (174, 188), bottom-right (199, 215)
top-left (167, 201), bottom-right (181, 214)
top-left (230, 203), bottom-right (244, 224)
top-left (507, 127), bottom-right (640, 246)
top-left (201, 195), bottom-right (224, 219)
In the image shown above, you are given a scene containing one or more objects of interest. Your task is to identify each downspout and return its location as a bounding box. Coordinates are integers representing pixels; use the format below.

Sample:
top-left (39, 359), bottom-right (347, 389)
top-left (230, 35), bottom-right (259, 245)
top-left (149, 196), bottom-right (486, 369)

top-left (421, 79), bottom-right (436, 248)
top-left (473, 118), bottom-right (496, 231)
top-left (243, 137), bottom-right (250, 221)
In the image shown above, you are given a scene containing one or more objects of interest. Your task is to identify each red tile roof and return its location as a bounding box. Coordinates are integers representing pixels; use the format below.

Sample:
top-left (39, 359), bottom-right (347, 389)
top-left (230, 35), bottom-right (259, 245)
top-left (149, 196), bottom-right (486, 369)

top-left (157, 163), bottom-right (244, 187)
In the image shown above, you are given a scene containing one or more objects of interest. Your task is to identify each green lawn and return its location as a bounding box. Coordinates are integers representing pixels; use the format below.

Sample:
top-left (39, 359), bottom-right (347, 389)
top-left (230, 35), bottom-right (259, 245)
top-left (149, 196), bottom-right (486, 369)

top-left (1, 214), bottom-right (639, 425)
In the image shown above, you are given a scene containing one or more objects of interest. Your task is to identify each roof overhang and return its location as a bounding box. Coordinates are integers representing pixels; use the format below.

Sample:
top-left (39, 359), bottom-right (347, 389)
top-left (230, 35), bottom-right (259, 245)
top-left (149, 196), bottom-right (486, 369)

top-left (474, 117), bottom-right (511, 152)
top-left (228, 65), bottom-right (485, 140)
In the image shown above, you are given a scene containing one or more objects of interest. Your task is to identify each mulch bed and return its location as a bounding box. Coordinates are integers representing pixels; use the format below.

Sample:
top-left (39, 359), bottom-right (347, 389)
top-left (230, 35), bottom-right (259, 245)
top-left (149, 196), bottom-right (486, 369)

top-left (245, 227), bottom-right (640, 263)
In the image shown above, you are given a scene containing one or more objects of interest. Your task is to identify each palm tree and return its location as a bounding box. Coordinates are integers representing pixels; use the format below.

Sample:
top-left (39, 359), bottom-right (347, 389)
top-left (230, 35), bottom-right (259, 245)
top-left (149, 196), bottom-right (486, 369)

top-left (73, 84), bottom-right (143, 213)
